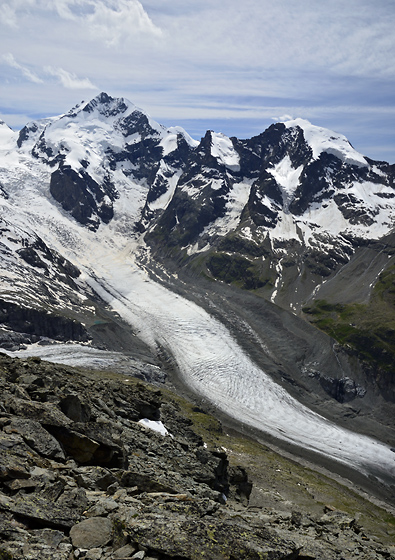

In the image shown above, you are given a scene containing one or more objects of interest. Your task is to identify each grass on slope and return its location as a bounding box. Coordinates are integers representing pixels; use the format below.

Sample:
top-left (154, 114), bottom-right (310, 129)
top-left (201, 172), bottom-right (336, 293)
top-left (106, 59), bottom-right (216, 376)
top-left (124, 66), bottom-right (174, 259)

top-left (302, 265), bottom-right (395, 373)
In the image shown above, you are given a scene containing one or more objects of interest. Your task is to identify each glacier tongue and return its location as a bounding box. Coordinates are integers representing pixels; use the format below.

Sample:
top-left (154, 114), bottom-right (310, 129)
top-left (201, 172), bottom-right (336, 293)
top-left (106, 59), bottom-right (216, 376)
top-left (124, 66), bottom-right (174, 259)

top-left (83, 247), bottom-right (395, 483)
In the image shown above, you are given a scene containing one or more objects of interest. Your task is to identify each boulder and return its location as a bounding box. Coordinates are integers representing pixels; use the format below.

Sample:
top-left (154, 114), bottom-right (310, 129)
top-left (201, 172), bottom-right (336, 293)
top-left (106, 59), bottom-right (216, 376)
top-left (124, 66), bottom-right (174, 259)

top-left (112, 544), bottom-right (138, 558)
top-left (4, 396), bottom-right (72, 427)
top-left (9, 494), bottom-right (81, 529)
top-left (10, 417), bottom-right (66, 460)
top-left (127, 514), bottom-right (299, 560)
top-left (69, 516), bottom-right (113, 548)
top-left (59, 393), bottom-right (91, 423)
top-left (50, 427), bottom-right (100, 463)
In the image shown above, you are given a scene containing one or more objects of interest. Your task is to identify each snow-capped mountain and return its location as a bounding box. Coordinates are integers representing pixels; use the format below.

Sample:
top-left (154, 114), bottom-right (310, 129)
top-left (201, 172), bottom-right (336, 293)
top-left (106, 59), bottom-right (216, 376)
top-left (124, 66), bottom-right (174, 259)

top-left (6, 91), bottom-right (394, 308)
top-left (1, 93), bottom-right (395, 497)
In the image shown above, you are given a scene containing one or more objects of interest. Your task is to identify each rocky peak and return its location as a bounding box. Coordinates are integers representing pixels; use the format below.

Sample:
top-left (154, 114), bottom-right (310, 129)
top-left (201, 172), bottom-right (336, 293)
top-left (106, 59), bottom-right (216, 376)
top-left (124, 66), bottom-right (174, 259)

top-left (82, 92), bottom-right (132, 119)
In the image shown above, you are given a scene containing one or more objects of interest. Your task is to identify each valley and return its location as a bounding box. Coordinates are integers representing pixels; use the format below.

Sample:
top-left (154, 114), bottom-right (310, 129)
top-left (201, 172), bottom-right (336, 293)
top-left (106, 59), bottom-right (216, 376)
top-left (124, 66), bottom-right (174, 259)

top-left (0, 92), bottom-right (394, 512)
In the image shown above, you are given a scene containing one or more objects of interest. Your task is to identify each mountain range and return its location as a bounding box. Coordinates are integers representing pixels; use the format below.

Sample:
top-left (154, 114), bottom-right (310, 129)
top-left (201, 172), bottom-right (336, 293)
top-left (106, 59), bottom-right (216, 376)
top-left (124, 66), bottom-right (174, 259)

top-left (0, 92), bottom-right (394, 502)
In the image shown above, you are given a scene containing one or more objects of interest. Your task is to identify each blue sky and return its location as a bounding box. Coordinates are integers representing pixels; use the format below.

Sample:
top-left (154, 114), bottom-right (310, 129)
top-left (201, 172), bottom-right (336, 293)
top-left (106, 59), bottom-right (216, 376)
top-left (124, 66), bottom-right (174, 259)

top-left (1, 0), bottom-right (394, 162)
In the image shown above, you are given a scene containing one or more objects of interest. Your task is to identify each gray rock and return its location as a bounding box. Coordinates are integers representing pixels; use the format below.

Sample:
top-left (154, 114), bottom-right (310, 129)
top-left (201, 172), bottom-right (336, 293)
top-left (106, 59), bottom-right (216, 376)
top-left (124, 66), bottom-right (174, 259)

top-left (4, 396), bottom-right (72, 427)
top-left (131, 552), bottom-right (145, 560)
top-left (85, 548), bottom-right (104, 560)
top-left (120, 471), bottom-right (180, 494)
top-left (52, 427), bottom-right (100, 462)
top-left (30, 528), bottom-right (65, 547)
top-left (112, 544), bottom-right (138, 558)
top-left (10, 417), bottom-right (66, 460)
top-left (8, 493), bottom-right (81, 529)
top-left (84, 496), bottom-right (119, 517)
top-left (60, 393), bottom-right (91, 423)
top-left (127, 514), bottom-right (299, 560)
top-left (0, 446), bottom-right (31, 480)
top-left (75, 466), bottom-right (117, 490)
top-left (70, 517), bottom-right (114, 549)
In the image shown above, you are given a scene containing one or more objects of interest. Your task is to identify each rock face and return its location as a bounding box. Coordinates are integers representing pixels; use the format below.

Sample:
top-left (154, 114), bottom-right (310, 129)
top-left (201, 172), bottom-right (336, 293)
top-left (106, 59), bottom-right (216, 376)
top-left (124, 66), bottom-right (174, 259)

top-left (0, 353), bottom-right (393, 560)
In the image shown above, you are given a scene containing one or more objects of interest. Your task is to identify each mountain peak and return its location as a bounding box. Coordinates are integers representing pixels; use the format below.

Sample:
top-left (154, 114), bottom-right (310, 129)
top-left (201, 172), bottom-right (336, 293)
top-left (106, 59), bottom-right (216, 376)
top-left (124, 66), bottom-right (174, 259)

top-left (81, 91), bottom-right (139, 119)
top-left (283, 117), bottom-right (368, 167)
top-left (0, 119), bottom-right (17, 146)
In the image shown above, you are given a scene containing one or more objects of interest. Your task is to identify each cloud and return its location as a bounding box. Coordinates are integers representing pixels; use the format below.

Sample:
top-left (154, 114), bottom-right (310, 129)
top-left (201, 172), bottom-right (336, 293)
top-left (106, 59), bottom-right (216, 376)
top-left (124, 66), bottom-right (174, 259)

top-left (86, 0), bottom-right (162, 46)
top-left (276, 115), bottom-right (294, 123)
top-left (0, 3), bottom-right (18, 28)
top-left (1, 0), bottom-right (162, 43)
top-left (44, 66), bottom-right (97, 89)
top-left (3, 53), bottom-right (43, 83)
top-left (0, 0), bottom-right (38, 28)
top-left (40, 0), bottom-right (162, 44)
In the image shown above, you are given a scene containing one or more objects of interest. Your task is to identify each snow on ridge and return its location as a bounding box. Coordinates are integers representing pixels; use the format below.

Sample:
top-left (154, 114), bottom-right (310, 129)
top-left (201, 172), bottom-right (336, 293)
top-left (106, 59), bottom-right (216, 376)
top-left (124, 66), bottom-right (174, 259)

top-left (166, 126), bottom-right (199, 150)
top-left (148, 165), bottom-right (182, 211)
top-left (284, 118), bottom-right (368, 168)
top-left (0, 120), bottom-right (17, 148)
top-left (187, 180), bottom-right (253, 252)
top-left (28, 94), bottom-right (197, 173)
top-left (159, 133), bottom-right (178, 156)
top-left (79, 92), bottom-right (141, 122)
top-left (211, 132), bottom-right (240, 171)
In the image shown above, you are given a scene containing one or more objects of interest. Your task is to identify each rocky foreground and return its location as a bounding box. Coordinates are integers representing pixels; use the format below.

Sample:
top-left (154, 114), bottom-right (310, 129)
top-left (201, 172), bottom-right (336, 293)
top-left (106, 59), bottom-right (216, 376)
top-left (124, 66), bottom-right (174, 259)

top-left (0, 352), bottom-right (394, 560)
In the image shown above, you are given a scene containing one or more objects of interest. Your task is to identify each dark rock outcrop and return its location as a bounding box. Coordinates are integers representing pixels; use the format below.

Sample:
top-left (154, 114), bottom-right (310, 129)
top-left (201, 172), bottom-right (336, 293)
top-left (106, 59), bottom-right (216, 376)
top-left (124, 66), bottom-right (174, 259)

top-left (50, 165), bottom-right (117, 231)
top-left (0, 299), bottom-right (88, 346)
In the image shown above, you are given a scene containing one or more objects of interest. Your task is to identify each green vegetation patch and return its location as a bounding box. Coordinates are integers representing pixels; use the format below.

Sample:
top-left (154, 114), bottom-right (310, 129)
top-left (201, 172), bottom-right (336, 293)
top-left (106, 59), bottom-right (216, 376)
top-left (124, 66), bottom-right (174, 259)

top-left (302, 267), bottom-right (395, 375)
top-left (207, 252), bottom-right (266, 290)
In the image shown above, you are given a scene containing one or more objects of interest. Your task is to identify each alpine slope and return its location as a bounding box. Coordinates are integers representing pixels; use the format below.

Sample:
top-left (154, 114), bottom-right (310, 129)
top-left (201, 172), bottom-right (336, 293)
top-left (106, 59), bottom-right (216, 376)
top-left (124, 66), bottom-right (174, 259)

top-left (0, 93), bottom-right (394, 493)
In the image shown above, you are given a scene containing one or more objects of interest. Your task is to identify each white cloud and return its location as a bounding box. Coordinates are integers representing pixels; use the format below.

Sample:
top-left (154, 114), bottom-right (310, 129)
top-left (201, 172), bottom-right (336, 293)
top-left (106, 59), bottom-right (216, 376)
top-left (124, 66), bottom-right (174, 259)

top-left (39, 0), bottom-right (163, 44)
top-left (0, 3), bottom-right (18, 27)
top-left (3, 53), bottom-right (43, 83)
top-left (0, 0), bottom-right (38, 28)
top-left (45, 66), bottom-right (97, 90)
top-left (49, 0), bottom-right (80, 20)
top-left (276, 115), bottom-right (294, 123)
top-left (86, 0), bottom-right (162, 45)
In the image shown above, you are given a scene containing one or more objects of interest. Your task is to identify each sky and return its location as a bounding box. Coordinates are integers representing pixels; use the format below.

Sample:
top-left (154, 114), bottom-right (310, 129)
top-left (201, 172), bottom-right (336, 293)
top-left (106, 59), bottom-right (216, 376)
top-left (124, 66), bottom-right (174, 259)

top-left (0, 0), bottom-right (394, 162)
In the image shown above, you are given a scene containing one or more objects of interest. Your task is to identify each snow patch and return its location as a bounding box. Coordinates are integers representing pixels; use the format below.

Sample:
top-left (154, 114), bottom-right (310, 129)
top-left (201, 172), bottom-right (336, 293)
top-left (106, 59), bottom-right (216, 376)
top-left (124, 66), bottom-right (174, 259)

top-left (269, 155), bottom-right (303, 210)
top-left (159, 133), bottom-right (178, 156)
top-left (211, 133), bottom-right (240, 171)
top-left (0, 121), bottom-right (17, 147)
top-left (138, 418), bottom-right (170, 436)
top-left (148, 166), bottom-right (181, 211)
